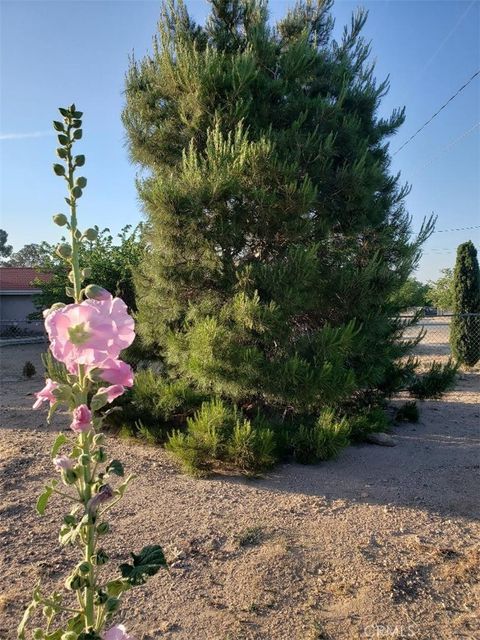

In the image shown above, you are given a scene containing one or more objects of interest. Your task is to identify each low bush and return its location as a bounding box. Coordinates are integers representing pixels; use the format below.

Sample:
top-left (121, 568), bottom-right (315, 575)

top-left (292, 409), bottom-right (350, 464)
top-left (22, 360), bottom-right (36, 378)
top-left (348, 406), bottom-right (390, 442)
top-left (395, 401), bottom-right (419, 423)
top-left (408, 360), bottom-right (458, 399)
top-left (166, 398), bottom-right (276, 476)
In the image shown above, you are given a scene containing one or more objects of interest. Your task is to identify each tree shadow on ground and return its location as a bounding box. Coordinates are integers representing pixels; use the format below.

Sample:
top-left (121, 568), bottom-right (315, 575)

top-left (212, 375), bottom-right (480, 521)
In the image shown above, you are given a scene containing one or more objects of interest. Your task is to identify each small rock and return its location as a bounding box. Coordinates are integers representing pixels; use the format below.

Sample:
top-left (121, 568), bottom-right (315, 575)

top-left (365, 432), bottom-right (396, 447)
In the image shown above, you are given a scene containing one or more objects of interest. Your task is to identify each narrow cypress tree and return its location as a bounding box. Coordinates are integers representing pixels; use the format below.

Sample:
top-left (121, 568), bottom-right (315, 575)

top-left (450, 241), bottom-right (480, 366)
top-left (123, 0), bottom-right (432, 414)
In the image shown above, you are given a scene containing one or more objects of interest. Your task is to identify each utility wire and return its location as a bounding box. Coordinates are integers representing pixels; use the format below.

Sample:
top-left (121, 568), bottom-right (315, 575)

top-left (434, 224), bottom-right (480, 234)
top-left (411, 120), bottom-right (480, 175)
top-left (401, 0), bottom-right (476, 104)
top-left (393, 69), bottom-right (480, 155)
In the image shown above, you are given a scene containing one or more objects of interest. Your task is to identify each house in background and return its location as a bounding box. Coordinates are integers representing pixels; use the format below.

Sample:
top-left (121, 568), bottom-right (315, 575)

top-left (0, 267), bottom-right (50, 335)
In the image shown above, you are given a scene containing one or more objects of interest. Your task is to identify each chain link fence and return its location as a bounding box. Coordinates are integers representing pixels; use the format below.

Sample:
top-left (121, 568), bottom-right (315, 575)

top-left (401, 313), bottom-right (480, 365)
top-left (0, 319), bottom-right (46, 340)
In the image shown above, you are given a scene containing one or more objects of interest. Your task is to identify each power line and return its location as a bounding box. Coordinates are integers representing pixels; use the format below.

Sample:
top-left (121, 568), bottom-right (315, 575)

top-left (411, 120), bottom-right (480, 175)
top-left (402, 0), bottom-right (476, 104)
top-left (434, 225), bottom-right (480, 234)
top-left (393, 69), bottom-right (480, 156)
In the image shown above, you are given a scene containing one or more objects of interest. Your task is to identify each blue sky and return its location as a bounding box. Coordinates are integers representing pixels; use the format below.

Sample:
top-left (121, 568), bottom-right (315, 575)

top-left (1, 0), bottom-right (479, 282)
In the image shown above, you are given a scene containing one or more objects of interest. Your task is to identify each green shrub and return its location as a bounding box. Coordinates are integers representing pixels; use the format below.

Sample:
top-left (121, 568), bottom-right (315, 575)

top-left (113, 369), bottom-right (206, 439)
top-left (166, 398), bottom-right (232, 476)
top-left (227, 420), bottom-right (276, 475)
top-left (450, 241), bottom-right (480, 366)
top-left (166, 430), bottom-right (213, 477)
top-left (292, 409), bottom-right (350, 464)
top-left (395, 401), bottom-right (419, 423)
top-left (348, 406), bottom-right (389, 442)
top-left (22, 361), bottom-right (36, 379)
top-left (408, 360), bottom-right (458, 399)
top-left (166, 398), bottom-right (277, 476)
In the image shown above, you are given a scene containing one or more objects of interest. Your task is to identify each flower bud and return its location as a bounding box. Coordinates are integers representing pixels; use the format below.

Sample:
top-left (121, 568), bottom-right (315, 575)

top-left (56, 243), bottom-right (72, 259)
top-left (65, 574), bottom-right (85, 591)
top-left (83, 227), bottom-right (98, 241)
top-left (78, 561), bottom-right (91, 574)
top-left (43, 302), bottom-right (65, 319)
top-left (96, 522), bottom-right (110, 535)
top-left (53, 213), bottom-right (68, 226)
top-left (82, 267), bottom-right (92, 278)
top-left (84, 284), bottom-right (111, 301)
top-left (63, 468), bottom-right (78, 485)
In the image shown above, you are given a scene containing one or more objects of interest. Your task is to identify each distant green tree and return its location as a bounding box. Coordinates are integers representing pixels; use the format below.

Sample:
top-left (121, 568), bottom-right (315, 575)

top-left (450, 241), bottom-right (480, 366)
top-left (5, 241), bottom-right (54, 267)
top-left (33, 225), bottom-right (144, 314)
top-left (123, 0), bottom-right (432, 415)
top-left (0, 229), bottom-right (12, 259)
top-left (427, 268), bottom-right (454, 311)
top-left (391, 278), bottom-right (429, 309)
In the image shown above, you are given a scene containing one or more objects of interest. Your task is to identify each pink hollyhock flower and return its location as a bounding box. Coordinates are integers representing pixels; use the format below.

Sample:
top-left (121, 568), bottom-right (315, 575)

top-left (87, 484), bottom-right (114, 513)
top-left (97, 384), bottom-right (126, 403)
top-left (44, 296), bottom-right (135, 373)
top-left (94, 358), bottom-right (134, 387)
top-left (33, 378), bottom-right (59, 409)
top-left (104, 625), bottom-right (134, 640)
top-left (70, 404), bottom-right (92, 433)
top-left (53, 455), bottom-right (74, 471)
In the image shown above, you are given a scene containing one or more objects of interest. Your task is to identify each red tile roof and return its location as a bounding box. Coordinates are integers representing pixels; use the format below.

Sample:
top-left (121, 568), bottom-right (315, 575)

top-left (0, 267), bottom-right (52, 291)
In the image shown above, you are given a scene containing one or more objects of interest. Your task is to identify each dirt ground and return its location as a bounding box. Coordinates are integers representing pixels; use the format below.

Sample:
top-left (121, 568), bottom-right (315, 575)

top-left (0, 343), bottom-right (479, 640)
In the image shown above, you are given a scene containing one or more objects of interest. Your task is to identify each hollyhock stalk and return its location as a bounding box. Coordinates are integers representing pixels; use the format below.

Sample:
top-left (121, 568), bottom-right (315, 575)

top-left (18, 106), bottom-right (166, 640)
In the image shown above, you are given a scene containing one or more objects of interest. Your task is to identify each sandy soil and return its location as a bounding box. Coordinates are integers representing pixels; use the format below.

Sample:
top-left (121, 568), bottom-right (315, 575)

top-left (0, 344), bottom-right (479, 640)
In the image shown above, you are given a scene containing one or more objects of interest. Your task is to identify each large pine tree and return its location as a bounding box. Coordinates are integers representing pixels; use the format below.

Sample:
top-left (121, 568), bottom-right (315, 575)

top-left (123, 0), bottom-right (432, 413)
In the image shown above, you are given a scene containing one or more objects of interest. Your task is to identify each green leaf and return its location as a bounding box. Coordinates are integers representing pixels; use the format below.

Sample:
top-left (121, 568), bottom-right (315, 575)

top-left (106, 459), bottom-right (124, 477)
top-left (105, 578), bottom-right (131, 597)
top-left (36, 481), bottom-right (57, 515)
top-left (50, 433), bottom-right (67, 458)
top-left (116, 473), bottom-right (135, 497)
top-left (74, 154), bottom-right (85, 167)
top-left (91, 390), bottom-right (108, 411)
top-left (119, 544), bottom-right (167, 586)
top-left (73, 129), bottom-right (83, 140)
top-left (73, 111), bottom-right (83, 118)
top-left (53, 120), bottom-right (64, 132)
top-left (47, 400), bottom-right (60, 424)
top-left (59, 107), bottom-right (69, 117)
top-left (53, 163), bottom-right (65, 176)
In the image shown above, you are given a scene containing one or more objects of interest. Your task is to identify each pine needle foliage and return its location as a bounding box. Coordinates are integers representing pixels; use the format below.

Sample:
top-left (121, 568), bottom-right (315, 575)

top-left (123, 0), bottom-right (433, 419)
top-left (450, 241), bottom-right (480, 366)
